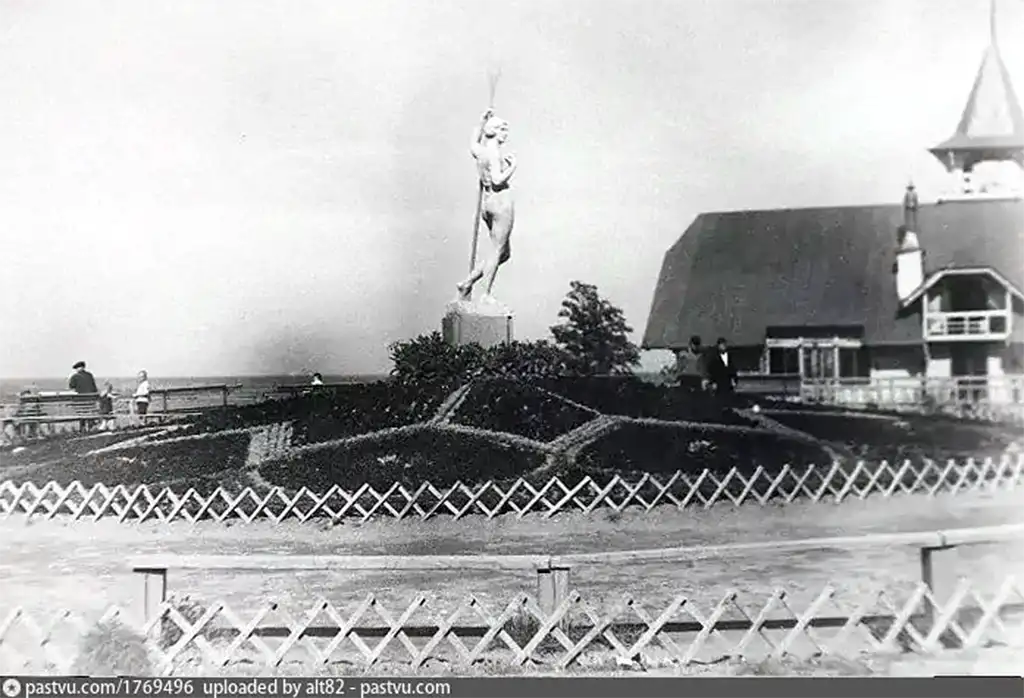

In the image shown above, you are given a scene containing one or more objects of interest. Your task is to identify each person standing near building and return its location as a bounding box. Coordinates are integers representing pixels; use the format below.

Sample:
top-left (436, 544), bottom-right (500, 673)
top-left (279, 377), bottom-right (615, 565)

top-left (673, 336), bottom-right (708, 393)
top-left (707, 337), bottom-right (737, 397)
top-left (133, 370), bottom-right (151, 417)
top-left (68, 361), bottom-right (98, 394)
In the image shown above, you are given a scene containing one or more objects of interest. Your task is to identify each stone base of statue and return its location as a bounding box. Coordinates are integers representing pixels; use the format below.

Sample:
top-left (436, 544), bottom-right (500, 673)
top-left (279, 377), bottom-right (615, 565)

top-left (442, 297), bottom-right (514, 348)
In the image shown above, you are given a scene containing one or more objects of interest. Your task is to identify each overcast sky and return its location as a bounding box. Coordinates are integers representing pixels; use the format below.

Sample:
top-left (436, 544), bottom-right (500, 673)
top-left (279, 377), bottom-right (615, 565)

top-left (1, 0), bottom-right (1021, 378)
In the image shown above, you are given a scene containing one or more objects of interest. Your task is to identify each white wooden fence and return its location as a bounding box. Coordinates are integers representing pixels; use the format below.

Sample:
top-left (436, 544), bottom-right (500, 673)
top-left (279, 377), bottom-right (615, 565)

top-left (3, 524), bottom-right (1023, 674)
top-left (1, 456), bottom-right (1021, 524)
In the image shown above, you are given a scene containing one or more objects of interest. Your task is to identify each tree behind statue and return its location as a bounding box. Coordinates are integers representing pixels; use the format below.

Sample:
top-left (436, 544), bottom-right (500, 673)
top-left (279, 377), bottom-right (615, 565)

top-left (550, 281), bottom-right (641, 377)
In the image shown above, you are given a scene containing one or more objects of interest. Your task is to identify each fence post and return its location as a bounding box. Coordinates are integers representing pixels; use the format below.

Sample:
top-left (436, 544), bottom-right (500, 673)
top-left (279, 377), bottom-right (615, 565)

top-left (919, 545), bottom-right (957, 629)
top-left (136, 567), bottom-right (168, 631)
top-left (537, 565), bottom-right (571, 624)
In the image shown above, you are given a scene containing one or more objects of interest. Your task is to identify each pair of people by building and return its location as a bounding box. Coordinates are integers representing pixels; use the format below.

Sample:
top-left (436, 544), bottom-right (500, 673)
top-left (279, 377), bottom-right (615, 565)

top-left (673, 336), bottom-right (737, 396)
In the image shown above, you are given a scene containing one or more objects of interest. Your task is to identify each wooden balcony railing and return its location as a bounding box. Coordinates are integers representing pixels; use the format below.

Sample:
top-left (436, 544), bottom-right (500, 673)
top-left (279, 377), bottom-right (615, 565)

top-left (925, 309), bottom-right (1009, 340)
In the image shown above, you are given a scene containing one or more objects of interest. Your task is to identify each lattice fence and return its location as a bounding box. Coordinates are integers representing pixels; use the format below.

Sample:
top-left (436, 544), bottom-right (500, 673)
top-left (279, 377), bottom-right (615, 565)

top-left (1, 456), bottom-right (1022, 524)
top-left (3, 579), bottom-right (1023, 675)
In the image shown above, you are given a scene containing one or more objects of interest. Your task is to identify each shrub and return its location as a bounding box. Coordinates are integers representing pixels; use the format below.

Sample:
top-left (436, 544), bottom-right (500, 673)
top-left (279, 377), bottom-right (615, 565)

top-left (450, 379), bottom-right (596, 442)
top-left (259, 427), bottom-right (548, 491)
top-left (576, 422), bottom-right (832, 477)
top-left (70, 619), bottom-right (153, 677)
top-left (388, 332), bottom-right (569, 397)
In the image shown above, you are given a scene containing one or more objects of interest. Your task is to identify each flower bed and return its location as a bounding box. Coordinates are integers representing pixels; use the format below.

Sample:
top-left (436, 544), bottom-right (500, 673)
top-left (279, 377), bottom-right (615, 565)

top-left (259, 427), bottom-right (548, 492)
top-left (449, 379), bottom-right (597, 442)
top-left (18, 432), bottom-right (252, 487)
top-left (0, 428), bottom-right (168, 472)
top-left (186, 382), bottom-right (446, 437)
top-left (534, 377), bottom-right (756, 425)
top-left (761, 411), bottom-right (1018, 463)
top-left (575, 422), bottom-right (832, 477)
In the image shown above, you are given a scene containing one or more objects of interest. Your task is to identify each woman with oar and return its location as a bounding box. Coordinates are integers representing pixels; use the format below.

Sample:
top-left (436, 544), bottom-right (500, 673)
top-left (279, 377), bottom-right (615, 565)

top-left (456, 106), bottom-right (517, 305)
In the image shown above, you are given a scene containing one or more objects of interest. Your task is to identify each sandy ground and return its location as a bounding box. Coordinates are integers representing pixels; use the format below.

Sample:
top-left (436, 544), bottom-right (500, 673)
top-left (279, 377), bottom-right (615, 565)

top-left (2, 489), bottom-right (1024, 675)
top-left (4, 489), bottom-right (1024, 614)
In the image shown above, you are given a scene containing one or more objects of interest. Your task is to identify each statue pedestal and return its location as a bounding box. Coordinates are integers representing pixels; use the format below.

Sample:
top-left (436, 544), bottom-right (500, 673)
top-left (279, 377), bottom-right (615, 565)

top-left (442, 298), bottom-right (514, 348)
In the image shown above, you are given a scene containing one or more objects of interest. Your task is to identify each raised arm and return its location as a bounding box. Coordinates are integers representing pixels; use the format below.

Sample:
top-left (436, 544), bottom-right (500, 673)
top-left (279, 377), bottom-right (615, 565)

top-left (470, 108), bottom-right (494, 155)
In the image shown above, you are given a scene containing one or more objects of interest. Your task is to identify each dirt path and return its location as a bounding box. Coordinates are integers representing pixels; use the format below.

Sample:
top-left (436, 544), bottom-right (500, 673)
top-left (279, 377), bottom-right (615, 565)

top-left (2, 489), bottom-right (1023, 676)
top-left (3, 489), bottom-right (1023, 618)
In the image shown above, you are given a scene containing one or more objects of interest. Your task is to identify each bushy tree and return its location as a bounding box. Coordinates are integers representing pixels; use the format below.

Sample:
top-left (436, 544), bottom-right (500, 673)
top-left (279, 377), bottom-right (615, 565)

top-left (388, 332), bottom-right (569, 395)
top-left (550, 281), bottom-right (640, 376)
top-left (388, 332), bottom-right (484, 393)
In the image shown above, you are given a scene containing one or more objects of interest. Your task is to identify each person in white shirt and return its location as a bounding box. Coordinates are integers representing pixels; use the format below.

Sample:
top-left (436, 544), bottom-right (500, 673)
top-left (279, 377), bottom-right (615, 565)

top-left (310, 372), bottom-right (324, 386)
top-left (133, 371), bottom-right (151, 416)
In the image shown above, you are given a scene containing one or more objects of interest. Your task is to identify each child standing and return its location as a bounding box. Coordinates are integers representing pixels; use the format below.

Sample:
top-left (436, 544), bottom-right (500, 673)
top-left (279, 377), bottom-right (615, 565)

top-left (133, 371), bottom-right (151, 417)
top-left (98, 382), bottom-right (117, 430)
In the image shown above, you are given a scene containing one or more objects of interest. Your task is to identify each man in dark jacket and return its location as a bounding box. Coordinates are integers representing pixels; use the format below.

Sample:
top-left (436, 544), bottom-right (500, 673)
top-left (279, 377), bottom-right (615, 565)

top-left (706, 337), bottom-right (737, 396)
top-left (68, 361), bottom-right (99, 394)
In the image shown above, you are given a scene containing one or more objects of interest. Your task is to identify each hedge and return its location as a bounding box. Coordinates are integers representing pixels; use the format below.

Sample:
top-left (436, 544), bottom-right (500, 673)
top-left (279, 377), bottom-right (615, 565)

top-left (259, 428), bottom-right (548, 492)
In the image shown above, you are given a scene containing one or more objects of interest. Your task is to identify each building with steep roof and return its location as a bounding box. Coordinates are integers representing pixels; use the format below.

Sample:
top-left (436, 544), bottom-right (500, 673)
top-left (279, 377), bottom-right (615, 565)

top-left (642, 2), bottom-right (1024, 405)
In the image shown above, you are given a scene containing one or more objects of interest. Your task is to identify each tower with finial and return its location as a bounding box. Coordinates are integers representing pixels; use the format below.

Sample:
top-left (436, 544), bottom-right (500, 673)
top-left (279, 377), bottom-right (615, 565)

top-left (929, 0), bottom-right (1024, 200)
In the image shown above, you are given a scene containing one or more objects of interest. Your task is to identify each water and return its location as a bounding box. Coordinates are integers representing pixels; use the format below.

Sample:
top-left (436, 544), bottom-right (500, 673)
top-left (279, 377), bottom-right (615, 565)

top-left (0, 373), bottom-right (389, 405)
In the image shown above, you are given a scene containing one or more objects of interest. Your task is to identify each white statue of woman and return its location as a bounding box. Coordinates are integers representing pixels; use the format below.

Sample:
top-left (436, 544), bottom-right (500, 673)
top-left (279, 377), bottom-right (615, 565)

top-left (456, 108), bottom-right (517, 304)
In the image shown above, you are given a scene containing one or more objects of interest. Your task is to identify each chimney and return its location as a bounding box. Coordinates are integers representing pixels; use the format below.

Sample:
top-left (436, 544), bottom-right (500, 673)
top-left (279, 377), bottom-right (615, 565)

top-left (895, 183), bottom-right (924, 302)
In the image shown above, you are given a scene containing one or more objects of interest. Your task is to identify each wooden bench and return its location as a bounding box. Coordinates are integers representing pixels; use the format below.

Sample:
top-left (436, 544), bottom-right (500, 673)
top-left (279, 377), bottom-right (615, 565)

top-left (128, 522), bottom-right (1024, 625)
top-left (1, 392), bottom-right (108, 438)
top-left (144, 384), bottom-right (239, 415)
top-left (1, 384), bottom-right (242, 439)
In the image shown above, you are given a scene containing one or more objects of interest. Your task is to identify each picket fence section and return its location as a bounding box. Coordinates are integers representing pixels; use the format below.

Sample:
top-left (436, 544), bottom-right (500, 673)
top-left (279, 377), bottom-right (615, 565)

top-left (3, 579), bottom-right (1024, 675)
top-left (1, 456), bottom-right (1022, 524)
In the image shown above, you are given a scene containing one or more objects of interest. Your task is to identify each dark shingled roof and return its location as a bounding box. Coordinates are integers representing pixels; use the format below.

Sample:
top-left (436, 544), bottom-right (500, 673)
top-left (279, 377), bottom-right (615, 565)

top-left (642, 199), bottom-right (1024, 350)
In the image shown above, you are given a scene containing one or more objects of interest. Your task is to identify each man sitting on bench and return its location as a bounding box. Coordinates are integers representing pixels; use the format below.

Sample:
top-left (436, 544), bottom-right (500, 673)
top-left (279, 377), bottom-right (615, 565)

top-left (69, 361), bottom-right (100, 431)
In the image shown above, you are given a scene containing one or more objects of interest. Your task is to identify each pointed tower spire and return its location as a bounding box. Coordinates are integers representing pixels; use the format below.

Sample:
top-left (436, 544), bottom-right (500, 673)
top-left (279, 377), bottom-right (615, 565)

top-left (928, 0), bottom-right (1024, 174)
top-left (989, 0), bottom-right (997, 48)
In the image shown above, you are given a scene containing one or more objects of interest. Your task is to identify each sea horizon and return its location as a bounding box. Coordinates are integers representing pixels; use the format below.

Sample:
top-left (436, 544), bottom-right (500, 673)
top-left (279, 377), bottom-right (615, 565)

top-left (0, 373), bottom-right (390, 404)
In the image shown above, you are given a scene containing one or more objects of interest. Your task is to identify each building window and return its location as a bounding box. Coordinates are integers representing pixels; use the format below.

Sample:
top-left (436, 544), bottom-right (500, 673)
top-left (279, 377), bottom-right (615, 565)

top-left (839, 347), bottom-right (870, 378)
top-left (763, 337), bottom-right (865, 379)
top-left (767, 347), bottom-right (799, 375)
top-left (802, 344), bottom-right (836, 380)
